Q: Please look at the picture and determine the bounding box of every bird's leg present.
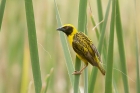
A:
[72,63,88,75]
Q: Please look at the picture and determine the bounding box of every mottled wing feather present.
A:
[72,40,93,63]
[90,44,101,62]
[72,32,101,66]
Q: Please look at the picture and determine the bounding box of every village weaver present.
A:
[57,24,105,75]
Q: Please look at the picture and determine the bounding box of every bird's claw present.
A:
[72,71,82,75]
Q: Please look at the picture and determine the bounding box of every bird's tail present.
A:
[97,63,106,75]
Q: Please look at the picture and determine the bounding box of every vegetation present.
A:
[0,0,139,93]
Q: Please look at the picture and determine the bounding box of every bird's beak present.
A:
[56,27,65,31]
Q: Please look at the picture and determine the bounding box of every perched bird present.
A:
[57,24,105,75]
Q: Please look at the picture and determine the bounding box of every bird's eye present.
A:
[64,26,69,30]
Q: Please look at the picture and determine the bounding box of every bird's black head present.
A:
[57,24,74,36]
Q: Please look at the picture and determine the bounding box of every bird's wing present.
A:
[72,32,100,66]
[90,43,101,62]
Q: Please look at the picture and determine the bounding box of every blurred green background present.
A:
[0,0,140,93]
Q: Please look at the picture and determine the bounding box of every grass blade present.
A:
[88,67,98,93]
[40,68,53,93]
[115,0,129,93]
[134,1,140,93]
[105,0,115,93]
[97,0,107,65]
[96,0,103,30]
[84,15,88,93]
[44,68,54,93]
[74,57,81,93]
[54,0,74,87]
[20,47,29,93]
[90,14,100,39]
[84,67,88,93]
[135,27,140,93]
[77,0,87,32]
[24,0,42,93]
[113,79,119,93]
[88,0,111,92]
[0,0,6,30]
[74,0,88,92]
[96,0,107,63]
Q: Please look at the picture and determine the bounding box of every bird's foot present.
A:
[72,71,82,75]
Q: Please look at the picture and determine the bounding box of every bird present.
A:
[57,24,105,75]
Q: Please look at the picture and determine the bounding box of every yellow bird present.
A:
[57,24,105,75]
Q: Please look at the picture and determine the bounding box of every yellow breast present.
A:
[67,28,77,45]
[68,34,74,45]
